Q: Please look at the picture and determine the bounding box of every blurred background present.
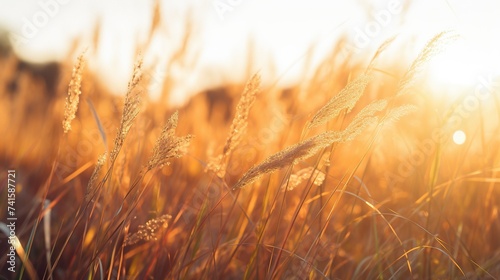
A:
[1,0,500,104]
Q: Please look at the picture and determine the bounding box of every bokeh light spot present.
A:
[453,130,466,145]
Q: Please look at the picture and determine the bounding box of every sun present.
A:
[425,40,479,96]
[425,37,500,101]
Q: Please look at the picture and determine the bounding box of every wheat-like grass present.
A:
[233,130,344,189]
[234,98,388,189]
[397,30,460,96]
[344,99,387,138]
[206,73,260,177]
[206,154,225,177]
[306,73,370,130]
[85,152,107,202]
[344,116,380,142]
[124,214,172,246]
[383,104,418,125]
[340,100,387,142]
[367,35,398,71]
[110,58,144,163]
[62,52,85,133]
[283,167,325,191]
[223,73,261,155]
[147,111,193,171]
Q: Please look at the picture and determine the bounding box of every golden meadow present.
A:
[0,6,500,280]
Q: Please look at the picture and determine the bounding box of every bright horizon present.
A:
[1,0,500,104]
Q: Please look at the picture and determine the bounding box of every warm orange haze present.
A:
[1,0,500,279]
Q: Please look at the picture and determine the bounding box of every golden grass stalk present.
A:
[234,99,387,189]
[343,116,380,142]
[397,30,460,96]
[344,99,387,138]
[110,58,144,162]
[124,214,172,246]
[233,131,346,189]
[206,154,225,178]
[85,152,107,202]
[150,0,161,38]
[366,35,398,71]
[223,73,261,155]
[147,111,193,171]
[354,99,388,119]
[306,73,370,130]
[62,52,85,133]
[283,167,325,191]
[383,104,418,125]
[206,73,260,177]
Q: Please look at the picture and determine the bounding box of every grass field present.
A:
[1,12,500,280]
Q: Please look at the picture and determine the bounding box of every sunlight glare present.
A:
[426,41,479,94]
[453,130,466,145]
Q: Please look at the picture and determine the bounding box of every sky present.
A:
[1,0,500,104]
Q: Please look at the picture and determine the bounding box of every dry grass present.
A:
[306,73,370,130]
[124,214,172,246]
[1,23,500,280]
[207,73,261,178]
[147,111,192,171]
[396,30,460,96]
[110,57,144,163]
[283,167,325,191]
